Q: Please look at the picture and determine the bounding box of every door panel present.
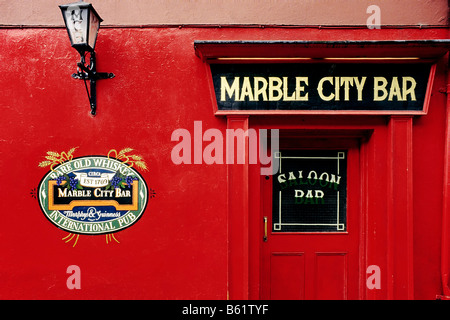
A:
[315,252,347,300]
[261,139,360,300]
[270,252,305,300]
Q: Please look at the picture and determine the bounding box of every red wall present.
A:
[0,26,448,299]
[413,55,446,299]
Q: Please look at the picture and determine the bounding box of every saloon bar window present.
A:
[272,150,347,232]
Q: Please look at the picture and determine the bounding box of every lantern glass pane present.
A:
[88,12,100,50]
[64,5,88,46]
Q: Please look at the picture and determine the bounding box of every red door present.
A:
[261,138,361,300]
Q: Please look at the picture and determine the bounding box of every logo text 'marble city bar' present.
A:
[211,63,431,111]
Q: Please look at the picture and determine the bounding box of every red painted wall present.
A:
[0,26,448,299]
[413,55,446,299]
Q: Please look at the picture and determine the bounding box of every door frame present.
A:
[228,115,414,300]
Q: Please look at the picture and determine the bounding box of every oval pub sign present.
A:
[38,155,148,235]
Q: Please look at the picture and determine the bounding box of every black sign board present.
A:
[272,150,347,232]
[211,63,431,112]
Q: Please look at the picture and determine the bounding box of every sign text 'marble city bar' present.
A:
[211,63,432,111]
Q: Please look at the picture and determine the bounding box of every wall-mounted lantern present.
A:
[59,1,114,116]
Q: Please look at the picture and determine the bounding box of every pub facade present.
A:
[1,0,450,300]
